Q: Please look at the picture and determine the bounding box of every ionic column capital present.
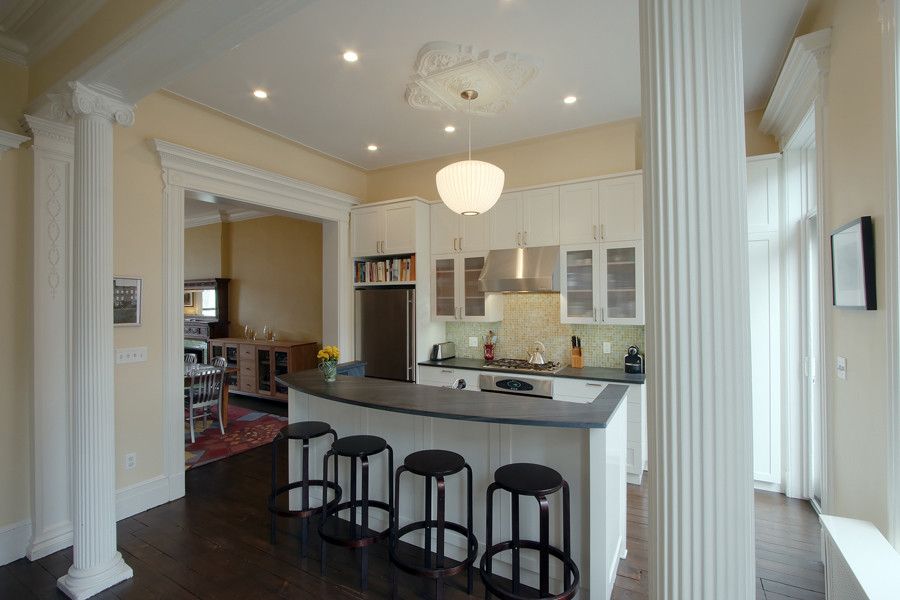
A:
[49,82,135,127]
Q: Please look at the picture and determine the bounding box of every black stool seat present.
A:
[278,421,332,441]
[332,434,387,457]
[403,449,466,477]
[494,463,563,496]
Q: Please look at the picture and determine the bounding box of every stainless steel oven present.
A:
[478,373,553,399]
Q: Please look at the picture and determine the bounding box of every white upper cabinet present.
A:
[560,244,601,324]
[559,181,601,244]
[600,241,644,325]
[431,252,502,322]
[522,187,560,247]
[431,203,489,254]
[489,192,523,250]
[352,200,418,257]
[598,174,643,242]
[351,205,383,257]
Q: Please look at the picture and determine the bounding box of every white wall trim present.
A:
[156,141,358,504]
[184,208,269,228]
[2,475,178,566]
[880,0,900,551]
[761,29,832,148]
[0,520,33,566]
[0,129,28,153]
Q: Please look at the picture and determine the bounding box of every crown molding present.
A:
[184,208,268,229]
[760,29,832,147]
[153,139,359,223]
[0,129,29,154]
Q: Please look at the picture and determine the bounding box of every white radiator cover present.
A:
[821,515,900,600]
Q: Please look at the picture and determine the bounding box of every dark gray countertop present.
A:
[418,357,646,385]
[278,370,628,429]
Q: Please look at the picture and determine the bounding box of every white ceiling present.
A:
[0,0,104,65]
[168,0,807,170]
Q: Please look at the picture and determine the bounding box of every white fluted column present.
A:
[54,82,134,600]
[639,1,755,599]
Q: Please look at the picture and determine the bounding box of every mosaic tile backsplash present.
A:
[445,294,645,368]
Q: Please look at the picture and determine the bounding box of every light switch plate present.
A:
[836,356,847,380]
[116,347,148,364]
[603,342,611,354]
[468,336,478,348]
[124,453,136,470]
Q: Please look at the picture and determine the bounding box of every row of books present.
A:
[354,256,416,284]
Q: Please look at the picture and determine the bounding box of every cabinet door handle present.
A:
[600,224,606,240]
[516,232,521,247]
[441,369,454,374]
[522,231,528,246]
[593,225,598,240]
[458,237,463,252]
[593,307,597,322]
[586,382,606,388]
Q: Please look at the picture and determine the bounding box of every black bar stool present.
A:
[480,463,579,600]
[318,434,394,590]
[390,450,478,599]
[267,421,342,557]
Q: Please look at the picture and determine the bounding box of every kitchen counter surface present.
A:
[278,369,628,429]
[418,357,646,385]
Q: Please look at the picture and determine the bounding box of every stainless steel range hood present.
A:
[478,246,560,293]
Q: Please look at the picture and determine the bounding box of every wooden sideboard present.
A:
[209,338,319,401]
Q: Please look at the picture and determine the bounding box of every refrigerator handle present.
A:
[406,289,416,382]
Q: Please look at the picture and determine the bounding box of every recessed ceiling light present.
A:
[367,144,378,151]
[563,95,577,104]
[444,125,456,133]
[343,50,359,63]
[252,89,268,99]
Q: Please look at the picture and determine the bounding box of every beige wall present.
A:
[796,0,889,532]
[0,63,31,529]
[366,119,641,203]
[112,91,364,489]
[184,222,223,279]
[184,216,324,342]
[366,113,777,203]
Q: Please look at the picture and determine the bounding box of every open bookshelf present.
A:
[354,254,416,286]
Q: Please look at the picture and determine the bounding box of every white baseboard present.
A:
[1,473,178,567]
[754,480,785,493]
[0,520,32,566]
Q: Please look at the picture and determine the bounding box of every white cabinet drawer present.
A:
[418,366,479,390]
[552,378,608,401]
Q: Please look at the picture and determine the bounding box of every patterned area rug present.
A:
[185,405,287,469]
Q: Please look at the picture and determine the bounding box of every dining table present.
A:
[184,364,239,428]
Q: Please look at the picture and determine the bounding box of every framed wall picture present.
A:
[184,291,193,307]
[830,216,876,310]
[114,277,142,326]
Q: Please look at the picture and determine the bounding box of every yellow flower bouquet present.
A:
[317,345,340,382]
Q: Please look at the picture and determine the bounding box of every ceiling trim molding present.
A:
[0,31,28,66]
[153,139,359,224]
[25,0,106,64]
[760,28,832,147]
[0,129,29,154]
[184,208,268,229]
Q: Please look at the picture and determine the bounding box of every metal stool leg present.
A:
[360,456,369,590]
[511,492,520,594]
[484,482,498,600]
[320,450,333,576]
[563,481,572,589]
[537,495,550,596]
[391,466,408,600]
[300,439,310,558]
[435,475,446,600]
[270,435,279,544]
[350,456,357,527]
[425,474,432,569]
[465,464,474,595]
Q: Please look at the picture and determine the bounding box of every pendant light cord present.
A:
[467,95,472,161]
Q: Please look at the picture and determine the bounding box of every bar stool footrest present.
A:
[267,479,342,519]
[318,499,392,548]
[389,520,478,579]
[479,539,580,600]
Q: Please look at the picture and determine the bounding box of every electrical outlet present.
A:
[124,453,137,470]
[116,347,148,364]
[836,356,847,380]
[468,336,479,348]
[603,342,611,354]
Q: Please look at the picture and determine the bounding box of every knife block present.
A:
[570,348,584,369]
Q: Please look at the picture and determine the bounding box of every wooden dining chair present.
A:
[185,365,225,443]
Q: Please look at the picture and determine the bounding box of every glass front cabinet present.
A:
[431,253,502,322]
[560,241,644,325]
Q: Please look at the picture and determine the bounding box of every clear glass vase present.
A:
[318,360,337,382]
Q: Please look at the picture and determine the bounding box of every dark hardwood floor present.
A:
[0,446,823,599]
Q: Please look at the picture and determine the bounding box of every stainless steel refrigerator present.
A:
[355,287,416,382]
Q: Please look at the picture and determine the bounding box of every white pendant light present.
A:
[436,90,505,216]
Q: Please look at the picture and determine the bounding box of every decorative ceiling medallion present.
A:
[405,42,541,116]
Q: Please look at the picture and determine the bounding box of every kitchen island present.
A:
[279,370,629,600]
